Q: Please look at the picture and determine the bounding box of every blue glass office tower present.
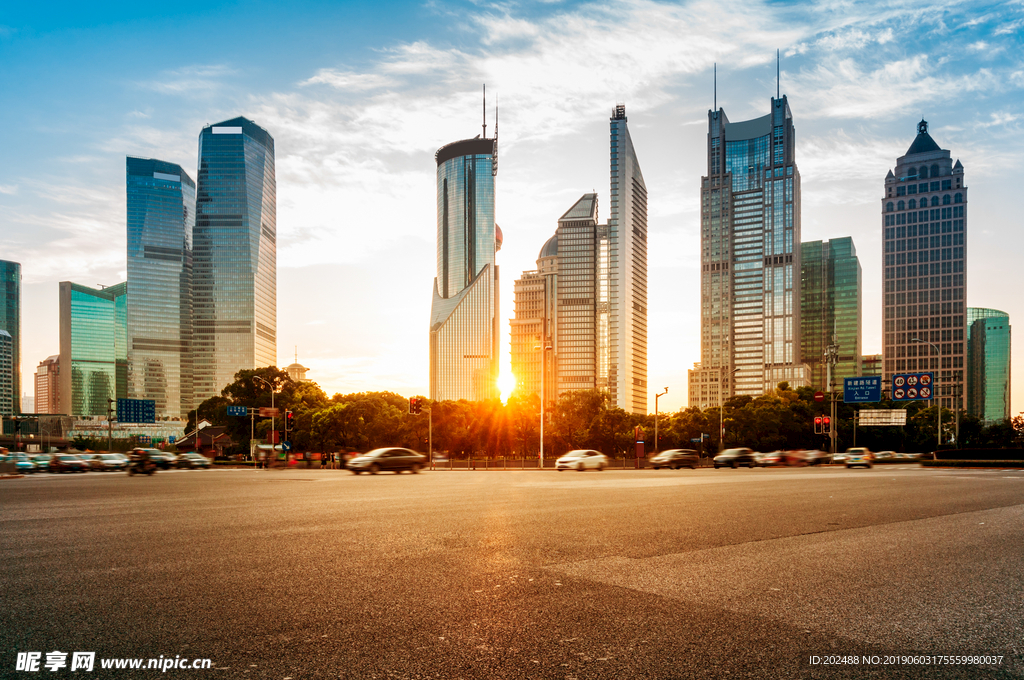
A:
[0,260,20,413]
[967,307,1011,423]
[690,95,805,409]
[430,127,500,401]
[126,157,196,418]
[194,117,277,402]
[59,282,128,416]
[0,331,12,415]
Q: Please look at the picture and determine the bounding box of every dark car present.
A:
[176,453,211,469]
[713,448,758,469]
[143,450,178,470]
[347,448,426,475]
[650,449,699,470]
[51,454,90,473]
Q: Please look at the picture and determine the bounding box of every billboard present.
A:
[892,372,934,401]
[858,409,908,426]
[116,398,156,424]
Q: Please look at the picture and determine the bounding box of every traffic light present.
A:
[822,416,831,433]
[814,416,823,434]
[285,411,294,429]
[409,397,417,414]
[413,398,422,415]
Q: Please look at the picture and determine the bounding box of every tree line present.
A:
[183,368,1024,458]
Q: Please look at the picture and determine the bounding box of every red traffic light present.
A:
[814,416,822,434]
[822,416,831,426]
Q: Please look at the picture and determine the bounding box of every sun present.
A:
[498,369,516,404]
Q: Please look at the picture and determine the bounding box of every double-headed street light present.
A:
[534,343,552,468]
[719,367,740,452]
[910,338,941,450]
[253,375,276,454]
[654,387,668,454]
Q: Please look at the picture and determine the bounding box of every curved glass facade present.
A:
[193,117,277,402]
[59,282,127,416]
[0,260,19,413]
[430,138,499,401]
[126,157,195,417]
[967,308,1011,423]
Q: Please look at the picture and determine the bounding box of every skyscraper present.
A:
[0,260,21,413]
[690,94,806,409]
[126,156,196,418]
[429,118,500,402]
[0,330,12,415]
[607,106,648,414]
[882,120,966,410]
[193,117,277,403]
[966,307,1010,423]
[34,355,59,415]
[800,237,862,390]
[58,281,127,416]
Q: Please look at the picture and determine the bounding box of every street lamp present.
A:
[253,375,276,457]
[719,367,740,452]
[910,338,941,450]
[654,387,668,454]
[534,343,552,469]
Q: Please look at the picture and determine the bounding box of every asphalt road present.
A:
[3,465,1023,679]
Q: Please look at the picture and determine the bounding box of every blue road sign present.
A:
[690,437,701,443]
[226,405,248,417]
[844,376,882,403]
[892,372,934,401]
[117,398,156,424]
[282,441,292,452]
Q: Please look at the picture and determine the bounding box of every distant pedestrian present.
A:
[320,451,327,469]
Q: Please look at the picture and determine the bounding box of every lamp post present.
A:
[534,343,552,469]
[910,338,941,450]
[654,387,668,454]
[719,367,740,452]
[253,375,276,458]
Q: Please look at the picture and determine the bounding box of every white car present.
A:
[555,450,608,472]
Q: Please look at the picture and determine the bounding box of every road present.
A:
[2,465,1023,679]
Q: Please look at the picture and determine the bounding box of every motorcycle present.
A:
[127,459,156,476]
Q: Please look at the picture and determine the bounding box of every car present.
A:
[88,453,128,471]
[2,453,38,474]
[347,448,427,474]
[758,451,785,467]
[50,454,90,473]
[143,450,178,470]
[874,450,895,461]
[176,453,211,469]
[844,447,873,469]
[555,450,608,472]
[650,449,699,470]
[31,454,52,472]
[713,448,758,469]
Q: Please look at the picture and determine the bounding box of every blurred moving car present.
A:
[87,453,128,471]
[844,447,874,469]
[713,448,758,469]
[347,448,426,474]
[758,451,785,467]
[2,452,38,474]
[176,453,211,469]
[31,454,51,472]
[650,449,699,470]
[51,454,90,473]
[555,450,608,472]
[874,450,895,461]
[142,450,178,470]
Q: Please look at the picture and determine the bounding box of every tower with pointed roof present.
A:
[430,109,500,402]
[882,120,967,413]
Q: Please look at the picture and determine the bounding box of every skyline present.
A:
[1,0,1023,415]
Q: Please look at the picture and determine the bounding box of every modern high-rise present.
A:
[966,307,1010,423]
[193,117,277,402]
[608,106,648,414]
[800,237,862,390]
[58,282,127,416]
[126,157,196,418]
[882,120,966,410]
[34,355,60,414]
[690,94,806,409]
[429,122,501,402]
[861,354,882,377]
[0,260,21,412]
[0,330,12,415]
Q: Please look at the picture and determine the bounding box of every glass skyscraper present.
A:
[608,106,647,414]
[690,94,806,409]
[126,157,196,418]
[193,117,277,402]
[800,237,862,390]
[0,330,12,415]
[967,307,1010,423]
[430,126,500,402]
[0,260,21,413]
[882,120,966,410]
[58,282,127,416]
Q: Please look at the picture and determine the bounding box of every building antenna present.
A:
[294,345,298,364]
[714,62,717,111]
[494,96,498,142]
[777,49,780,99]
[482,84,487,138]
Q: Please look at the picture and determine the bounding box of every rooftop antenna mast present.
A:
[482,84,487,138]
[714,62,717,111]
[776,49,780,99]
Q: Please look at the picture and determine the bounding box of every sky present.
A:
[1,0,1022,417]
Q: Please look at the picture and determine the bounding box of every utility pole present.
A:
[654,387,668,454]
[825,339,839,456]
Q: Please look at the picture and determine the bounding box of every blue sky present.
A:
[1,0,1022,416]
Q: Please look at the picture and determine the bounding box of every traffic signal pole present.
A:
[825,340,839,456]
